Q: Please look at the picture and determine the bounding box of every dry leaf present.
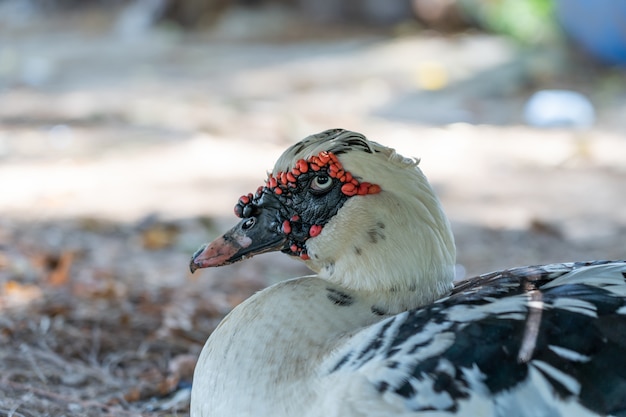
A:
[1,280,43,308]
[47,251,75,286]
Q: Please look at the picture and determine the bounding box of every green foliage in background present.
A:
[460,0,559,44]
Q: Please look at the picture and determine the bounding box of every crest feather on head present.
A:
[273,129,419,175]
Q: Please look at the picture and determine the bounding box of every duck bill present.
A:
[189,215,286,273]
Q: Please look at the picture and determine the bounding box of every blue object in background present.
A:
[555,0,626,65]
[524,90,595,128]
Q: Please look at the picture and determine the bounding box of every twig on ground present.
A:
[0,380,144,417]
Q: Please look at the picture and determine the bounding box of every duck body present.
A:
[189,129,626,417]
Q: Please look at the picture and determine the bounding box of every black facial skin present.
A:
[234,167,350,258]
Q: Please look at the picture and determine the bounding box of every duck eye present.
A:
[310,175,333,193]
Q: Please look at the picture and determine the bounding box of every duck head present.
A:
[191,129,456,305]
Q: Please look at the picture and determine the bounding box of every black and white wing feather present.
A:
[325,261,626,417]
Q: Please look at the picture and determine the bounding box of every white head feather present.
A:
[274,129,456,312]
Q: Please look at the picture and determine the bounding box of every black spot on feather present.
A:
[331,135,374,155]
[366,221,387,244]
[356,319,395,361]
[376,381,389,393]
[329,351,352,373]
[291,141,306,155]
[371,306,387,316]
[326,287,354,306]
[367,228,386,244]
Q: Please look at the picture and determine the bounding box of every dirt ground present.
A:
[1,6,625,417]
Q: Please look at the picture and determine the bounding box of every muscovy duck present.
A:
[189,128,626,417]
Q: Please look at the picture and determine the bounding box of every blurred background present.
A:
[1,0,625,415]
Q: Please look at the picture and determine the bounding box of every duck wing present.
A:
[324,260,626,417]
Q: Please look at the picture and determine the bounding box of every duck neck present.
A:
[304,192,457,313]
[191,277,393,417]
